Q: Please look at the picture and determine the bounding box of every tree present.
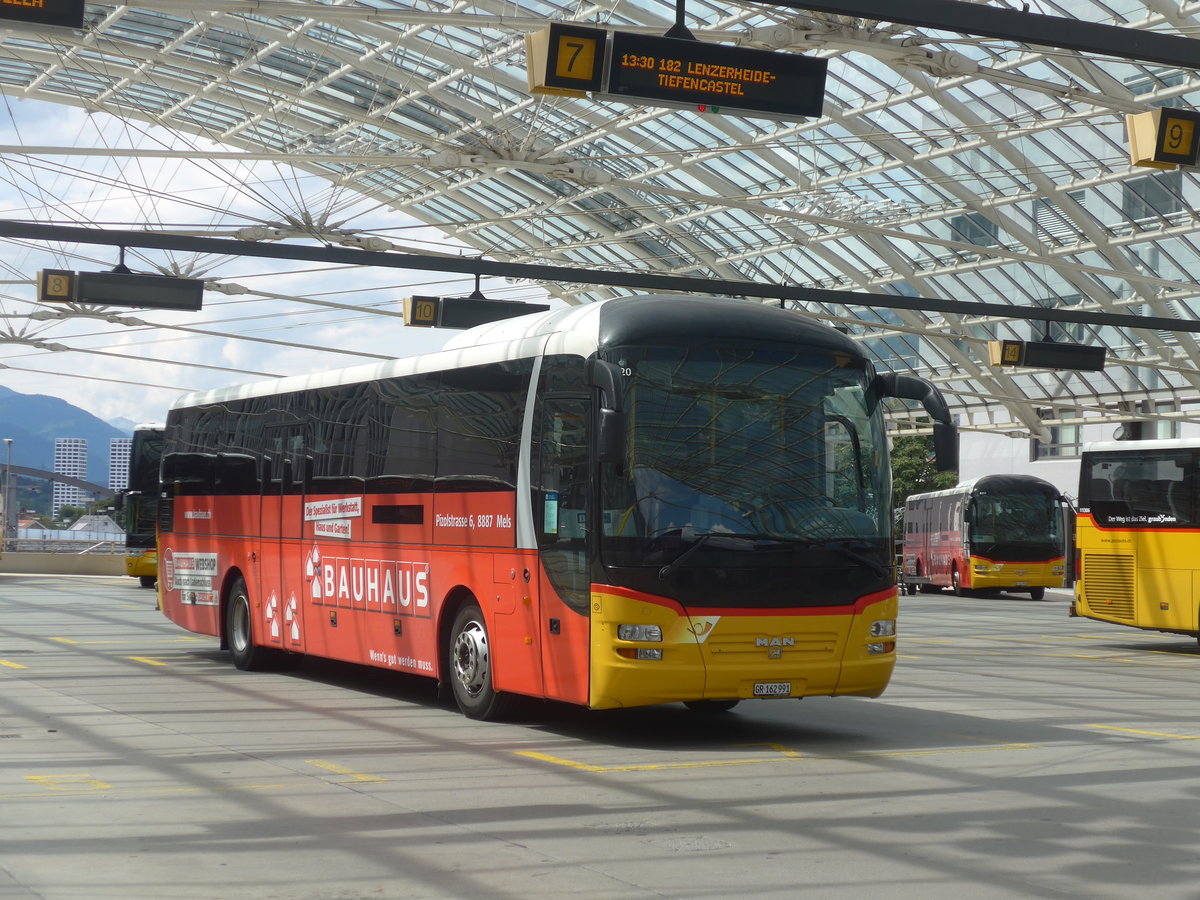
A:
[56,505,86,526]
[891,433,957,538]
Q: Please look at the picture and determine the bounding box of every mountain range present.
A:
[0,384,131,487]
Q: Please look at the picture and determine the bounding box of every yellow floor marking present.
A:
[25,774,112,791]
[516,742,1035,773]
[1090,724,1200,740]
[128,656,168,667]
[0,659,27,669]
[306,759,387,783]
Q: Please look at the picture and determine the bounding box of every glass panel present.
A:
[1084,449,1197,527]
[535,394,590,612]
[600,344,889,572]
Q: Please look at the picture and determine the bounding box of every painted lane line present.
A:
[516,741,1036,773]
[1090,724,1200,740]
[305,759,387,783]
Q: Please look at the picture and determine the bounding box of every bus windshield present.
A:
[600,344,888,570]
[969,489,1062,548]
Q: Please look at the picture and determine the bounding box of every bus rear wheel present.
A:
[139,576,157,588]
[448,603,506,720]
[226,576,268,671]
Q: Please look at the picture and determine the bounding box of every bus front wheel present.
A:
[448,603,506,720]
[1029,587,1045,600]
[226,576,268,671]
[139,576,157,588]
[951,567,968,597]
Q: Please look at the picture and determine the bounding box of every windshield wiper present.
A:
[815,539,889,578]
[657,532,755,578]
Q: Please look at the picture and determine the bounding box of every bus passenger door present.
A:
[262,427,310,655]
[534,394,591,705]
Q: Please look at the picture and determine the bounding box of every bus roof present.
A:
[1083,437,1200,454]
[905,473,1060,503]
[169,295,863,413]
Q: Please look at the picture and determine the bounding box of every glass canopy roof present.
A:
[0,0,1198,440]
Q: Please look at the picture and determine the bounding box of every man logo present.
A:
[756,636,794,659]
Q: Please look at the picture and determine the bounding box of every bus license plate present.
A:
[753,682,791,697]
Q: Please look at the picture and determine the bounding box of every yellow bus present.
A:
[1073,438,1200,639]
[119,423,164,588]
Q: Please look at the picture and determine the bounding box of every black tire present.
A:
[951,567,967,597]
[904,583,917,596]
[226,576,267,671]
[448,603,506,720]
[1029,587,1045,600]
[684,700,740,713]
[139,575,157,588]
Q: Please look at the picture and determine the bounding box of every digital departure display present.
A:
[0,0,84,30]
[605,32,827,118]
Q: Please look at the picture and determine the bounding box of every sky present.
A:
[0,97,557,428]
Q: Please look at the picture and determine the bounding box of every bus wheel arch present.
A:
[441,591,507,720]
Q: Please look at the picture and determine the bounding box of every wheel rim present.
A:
[230,596,250,653]
[452,619,489,699]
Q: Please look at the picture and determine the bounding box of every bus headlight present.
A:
[617,624,662,642]
[869,619,895,638]
[868,619,895,654]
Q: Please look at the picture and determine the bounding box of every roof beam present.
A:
[772,0,1200,68]
[7,219,1200,336]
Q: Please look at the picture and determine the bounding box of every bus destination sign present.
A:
[605,32,827,118]
[0,0,84,30]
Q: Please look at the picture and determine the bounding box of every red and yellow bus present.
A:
[157,294,955,718]
[1073,438,1200,639]
[902,474,1068,600]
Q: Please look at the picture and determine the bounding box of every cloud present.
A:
[0,100,555,424]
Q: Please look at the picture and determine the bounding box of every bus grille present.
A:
[1083,554,1135,621]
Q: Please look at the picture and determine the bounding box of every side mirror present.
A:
[585,357,625,413]
[932,421,958,473]
[876,372,958,472]
[587,358,627,463]
[597,409,626,463]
